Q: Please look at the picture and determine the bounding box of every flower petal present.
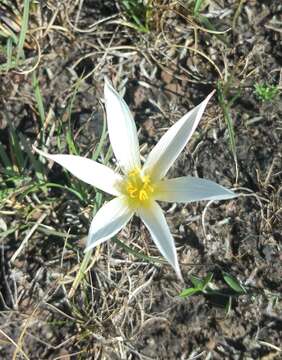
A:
[143,91,215,181]
[34,147,122,196]
[154,176,236,203]
[137,201,182,280]
[104,78,140,173]
[86,197,134,251]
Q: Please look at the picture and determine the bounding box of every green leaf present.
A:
[190,273,213,290]
[190,275,204,289]
[179,287,200,298]
[223,272,246,294]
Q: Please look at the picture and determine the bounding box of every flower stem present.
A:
[68,249,93,298]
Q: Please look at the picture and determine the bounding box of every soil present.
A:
[0,1,281,359]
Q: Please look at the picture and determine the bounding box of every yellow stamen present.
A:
[139,190,148,201]
[121,167,155,206]
[129,189,138,198]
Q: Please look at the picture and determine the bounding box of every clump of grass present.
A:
[254,83,279,102]
[120,0,153,33]
[185,0,229,44]
[0,0,40,73]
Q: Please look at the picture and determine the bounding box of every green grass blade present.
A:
[68,193,104,298]
[0,225,29,240]
[0,142,12,169]
[92,116,107,161]
[217,82,237,159]
[16,0,30,63]
[8,123,25,173]
[216,82,239,183]
[65,78,83,156]
[66,129,78,155]
[68,249,93,298]
[6,37,13,72]
[32,71,45,127]
[113,238,165,264]
[104,146,113,164]
[22,182,85,202]
[193,0,204,17]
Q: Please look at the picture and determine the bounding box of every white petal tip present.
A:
[33,147,53,161]
[103,75,140,173]
[209,89,216,97]
[33,146,45,156]
[221,190,238,200]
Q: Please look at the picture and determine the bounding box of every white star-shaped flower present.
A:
[35,79,236,280]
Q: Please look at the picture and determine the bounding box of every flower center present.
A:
[122,167,154,206]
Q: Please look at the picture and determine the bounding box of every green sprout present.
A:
[180,271,246,312]
[254,83,279,102]
[180,272,214,298]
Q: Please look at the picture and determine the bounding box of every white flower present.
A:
[35,79,236,280]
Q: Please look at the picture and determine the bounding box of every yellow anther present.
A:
[127,182,134,191]
[122,168,155,205]
[129,188,138,198]
[128,167,140,178]
[139,190,148,201]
